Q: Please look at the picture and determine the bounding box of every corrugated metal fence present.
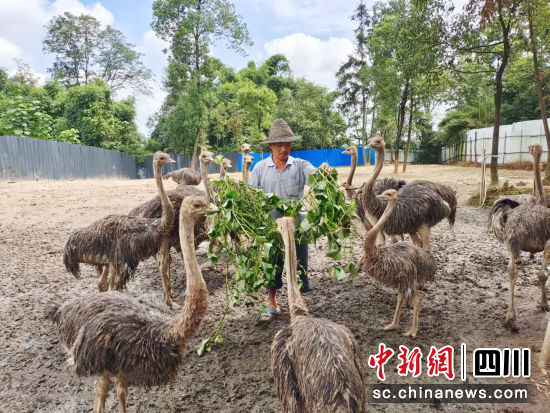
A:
[440,118,550,164]
[0,135,136,181]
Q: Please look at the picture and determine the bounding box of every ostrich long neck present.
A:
[155,160,174,233]
[345,150,357,200]
[363,198,397,260]
[361,145,385,215]
[279,221,308,318]
[220,164,226,178]
[170,210,208,346]
[200,159,211,203]
[533,152,546,207]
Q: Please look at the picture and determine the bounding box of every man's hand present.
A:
[319,162,332,175]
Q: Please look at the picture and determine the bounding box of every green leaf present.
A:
[346,263,359,277]
[195,338,212,356]
[331,266,347,280]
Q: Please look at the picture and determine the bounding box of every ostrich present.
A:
[219,158,232,178]
[241,142,251,176]
[47,196,214,413]
[242,154,254,182]
[342,145,358,201]
[199,147,215,203]
[64,151,176,293]
[163,167,201,186]
[488,144,550,332]
[271,217,366,413]
[360,189,437,338]
[128,150,214,307]
[361,137,453,251]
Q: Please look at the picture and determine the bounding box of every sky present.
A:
[0,0,466,137]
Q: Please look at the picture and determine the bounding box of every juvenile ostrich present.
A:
[488,144,550,332]
[361,137,453,251]
[64,152,176,293]
[47,196,213,413]
[219,158,232,178]
[199,147,215,203]
[128,150,214,307]
[271,217,366,413]
[242,154,254,182]
[342,145,358,201]
[361,189,437,338]
[163,167,201,186]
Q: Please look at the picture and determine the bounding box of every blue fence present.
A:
[238,146,376,172]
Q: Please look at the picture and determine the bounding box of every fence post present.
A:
[474,131,477,164]
[519,130,523,163]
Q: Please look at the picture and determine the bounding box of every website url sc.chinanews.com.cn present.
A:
[368,384,530,403]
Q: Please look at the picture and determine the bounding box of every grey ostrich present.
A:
[271,217,366,413]
[47,196,213,413]
[219,158,232,178]
[361,137,453,251]
[488,144,550,332]
[128,149,214,307]
[63,151,176,293]
[163,166,201,186]
[242,154,254,182]
[360,189,437,338]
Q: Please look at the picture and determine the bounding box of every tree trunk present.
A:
[528,10,550,184]
[490,0,512,187]
[394,78,410,173]
[403,91,414,172]
[189,127,201,170]
[360,93,368,165]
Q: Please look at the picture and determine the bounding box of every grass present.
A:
[466,180,534,206]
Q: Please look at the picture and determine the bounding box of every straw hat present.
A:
[261,119,301,144]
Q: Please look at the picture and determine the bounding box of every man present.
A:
[248,119,331,321]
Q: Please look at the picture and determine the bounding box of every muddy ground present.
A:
[1,163,550,412]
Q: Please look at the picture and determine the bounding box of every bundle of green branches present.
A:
[206,168,357,307]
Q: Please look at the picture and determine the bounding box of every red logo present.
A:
[368,343,395,381]
[427,345,455,380]
[397,345,423,378]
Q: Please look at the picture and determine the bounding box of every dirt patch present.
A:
[1,164,549,412]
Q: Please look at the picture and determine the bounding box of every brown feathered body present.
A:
[363,242,436,298]
[354,177,406,228]
[63,215,167,289]
[271,217,365,413]
[163,168,201,185]
[504,204,550,257]
[272,315,366,413]
[128,185,208,250]
[45,291,187,386]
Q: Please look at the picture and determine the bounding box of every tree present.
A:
[453,0,522,186]
[43,12,152,92]
[151,0,252,167]
[336,1,372,165]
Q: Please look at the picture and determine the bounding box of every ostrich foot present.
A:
[97,280,108,292]
[503,317,519,333]
[166,298,181,310]
[382,322,399,331]
[170,290,180,299]
[403,327,418,339]
[540,303,550,312]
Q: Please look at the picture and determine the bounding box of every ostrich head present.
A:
[199,148,214,165]
[369,136,385,150]
[221,158,232,170]
[181,196,218,217]
[244,155,254,167]
[241,143,251,154]
[377,188,397,202]
[154,151,176,166]
[342,145,358,156]
[529,144,543,159]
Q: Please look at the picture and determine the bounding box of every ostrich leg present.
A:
[410,232,423,248]
[159,240,179,309]
[93,372,110,413]
[382,292,404,331]
[538,241,550,311]
[417,224,431,251]
[540,318,550,373]
[403,290,421,339]
[97,266,109,292]
[115,377,128,413]
[505,255,520,332]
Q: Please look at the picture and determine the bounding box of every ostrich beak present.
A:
[168,158,176,163]
[207,204,219,213]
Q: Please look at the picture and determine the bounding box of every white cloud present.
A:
[0,38,28,72]
[136,30,169,78]
[263,33,354,90]
[0,0,114,74]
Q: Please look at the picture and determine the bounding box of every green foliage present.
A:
[0,93,53,139]
[205,169,357,313]
[43,12,152,91]
[58,128,81,144]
